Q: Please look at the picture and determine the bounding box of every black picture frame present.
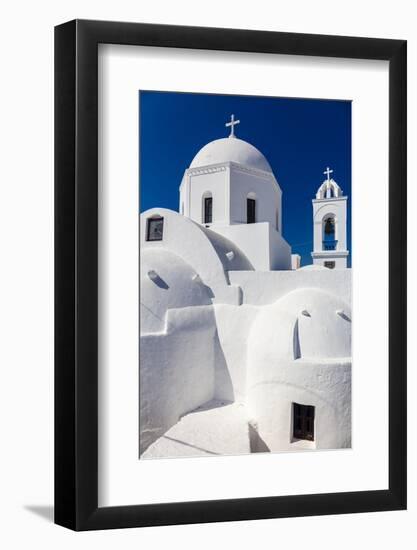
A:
[55,19,407,531]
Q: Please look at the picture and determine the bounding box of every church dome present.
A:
[140,248,212,333]
[189,137,273,173]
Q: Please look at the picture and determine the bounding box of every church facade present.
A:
[139,116,351,458]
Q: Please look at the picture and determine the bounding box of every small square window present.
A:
[324,261,335,269]
[293,402,315,441]
[146,217,164,241]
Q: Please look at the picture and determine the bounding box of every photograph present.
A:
[139,90,352,459]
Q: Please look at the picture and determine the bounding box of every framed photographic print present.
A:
[55,20,407,530]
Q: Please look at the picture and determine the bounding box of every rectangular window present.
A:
[247,198,256,224]
[293,403,315,441]
[146,217,164,241]
[204,197,213,224]
[324,261,335,269]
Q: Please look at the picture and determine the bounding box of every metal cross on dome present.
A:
[323,166,334,182]
[225,114,240,137]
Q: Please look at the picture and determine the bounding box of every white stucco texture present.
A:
[246,288,351,451]
[140,248,212,333]
[213,304,259,401]
[139,306,219,454]
[229,268,351,306]
[213,222,291,270]
[142,400,250,459]
[141,208,249,305]
[247,288,351,364]
[189,137,272,173]
[246,361,351,451]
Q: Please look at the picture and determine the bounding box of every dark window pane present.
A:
[293,402,315,441]
[247,198,256,224]
[146,217,164,241]
[204,197,213,224]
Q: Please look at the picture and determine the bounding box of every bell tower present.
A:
[311,167,349,269]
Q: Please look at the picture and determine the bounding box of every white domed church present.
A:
[140,115,351,458]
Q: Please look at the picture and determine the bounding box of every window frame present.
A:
[293,402,315,441]
[146,216,164,242]
[204,196,213,224]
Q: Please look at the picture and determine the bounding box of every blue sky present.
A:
[139,91,351,266]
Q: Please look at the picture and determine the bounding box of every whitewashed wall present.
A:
[213,222,292,270]
[230,268,351,305]
[140,208,243,304]
[246,288,352,450]
[139,306,218,453]
[183,167,229,223]
[140,248,213,333]
[229,165,281,227]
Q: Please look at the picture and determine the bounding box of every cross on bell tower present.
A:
[323,166,333,182]
[225,114,240,138]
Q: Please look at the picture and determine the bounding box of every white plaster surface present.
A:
[213,304,259,401]
[140,208,247,304]
[229,268,351,305]
[246,288,352,451]
[247,361,351,451]
[189,136,272,173]
[291,254,301,270]
[213,222,291,270]
[229,164,281,228]
[142,400,250,458]
[139,306,218,453]
[140,248,212,333]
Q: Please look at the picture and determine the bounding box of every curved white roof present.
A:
[189,137,272,173]
[198,224,254,272]
[140,248,212,333]
[248,288,351,366]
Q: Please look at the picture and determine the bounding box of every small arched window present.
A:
[324,217,335,238]
[202,192,213,224]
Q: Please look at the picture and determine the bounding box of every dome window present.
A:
[146,216,164,241]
